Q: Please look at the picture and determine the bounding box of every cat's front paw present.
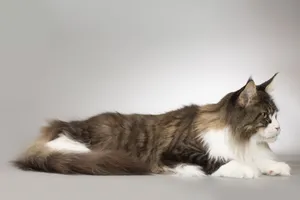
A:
[263,162,291,176]
[211,160,260,179]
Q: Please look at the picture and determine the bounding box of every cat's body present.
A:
[13,74,291,178]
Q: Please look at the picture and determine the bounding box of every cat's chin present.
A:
[254,134,278,143]
[263,136,278,143]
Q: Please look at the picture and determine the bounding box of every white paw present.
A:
[172,164,206,177]
[212,160,260,179]
[263,162,291,176]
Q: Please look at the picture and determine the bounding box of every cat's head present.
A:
[226,73,280,143]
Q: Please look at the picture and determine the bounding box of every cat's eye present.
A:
[261,112,268,118]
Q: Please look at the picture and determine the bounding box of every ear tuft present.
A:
[238,79,257,107]
[247,76,254,83]
[258,73,279,94]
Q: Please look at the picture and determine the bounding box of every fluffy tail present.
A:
[12,140,151,175]
[13,120,151,175]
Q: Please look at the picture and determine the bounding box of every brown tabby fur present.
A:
[13,74,279,175]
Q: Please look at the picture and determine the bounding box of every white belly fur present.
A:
[45,134,91,153]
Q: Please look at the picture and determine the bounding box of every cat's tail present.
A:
[12,146,151,175]
[12,126,151,175]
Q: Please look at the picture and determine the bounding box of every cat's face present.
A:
[255,111,280,143]
[227,73,281,143]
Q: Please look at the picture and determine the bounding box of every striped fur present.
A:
[13,74,290,177]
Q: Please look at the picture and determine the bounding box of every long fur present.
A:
[12,123,151,175]
[13,145,151,175]
[12,74,291,178]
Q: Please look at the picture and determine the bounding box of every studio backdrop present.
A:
[1,0,299,165]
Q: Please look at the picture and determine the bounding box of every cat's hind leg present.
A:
[159,163,206,177]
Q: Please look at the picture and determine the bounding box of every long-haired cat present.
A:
[13,73,291,178]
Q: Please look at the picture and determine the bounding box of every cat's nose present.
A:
[275,127,281,131]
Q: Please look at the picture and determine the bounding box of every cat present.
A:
[12,73,291,178]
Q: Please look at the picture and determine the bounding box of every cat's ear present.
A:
[258,73,278,94]
[237,77,257,107]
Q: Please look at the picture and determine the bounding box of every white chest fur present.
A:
[199,128,235,161]
[199,128,291,179]
[198,128,273,162]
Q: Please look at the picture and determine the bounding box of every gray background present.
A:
[1,1,300,199]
